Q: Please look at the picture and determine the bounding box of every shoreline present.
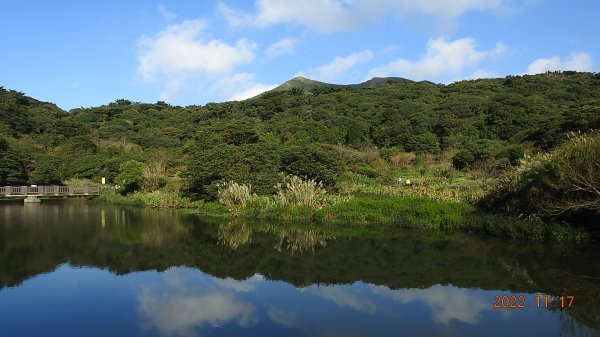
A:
[92,190,590,242]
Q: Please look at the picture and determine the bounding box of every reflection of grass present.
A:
[218,221,252,249]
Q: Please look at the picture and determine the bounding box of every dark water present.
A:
[0,202,599,337]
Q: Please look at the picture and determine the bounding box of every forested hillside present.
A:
[1,72,599,200]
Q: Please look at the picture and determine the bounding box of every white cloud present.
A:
[466,69,498,79]
[367,37,505,81]
[266,37,298,59]
[370,284,492,325]
[525,52,592,74]
[392,0,504,20]
[137,19,256,102]
[311,49,373,82]
[212,73,277,101]
[157,4,177,21]
[217,2,253,27]
[453,69,499,82]
[254,0,358,33]
[223,0,506,33]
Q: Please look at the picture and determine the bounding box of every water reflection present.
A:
[1,202,599,337]
[369,284,492,325]
[217,220,334,254]
[218,220,252,250]
[269,226,333,254]
[138,269,256,336]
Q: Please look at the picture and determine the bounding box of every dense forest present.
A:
[1,72,599,213]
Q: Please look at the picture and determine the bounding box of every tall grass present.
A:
[275,176,328,208]
[217,181,252,210]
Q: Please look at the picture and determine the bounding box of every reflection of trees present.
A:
[218,221,252,250]
[1,203,600,332]
[558,309,600,337]
[270,227,333,254]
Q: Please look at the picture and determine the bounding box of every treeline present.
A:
[1,72,599,200]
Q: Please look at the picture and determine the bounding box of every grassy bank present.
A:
[239,194,587,241]
[92,170,589,242]
[93,189,200,208]
[211,178,588,242]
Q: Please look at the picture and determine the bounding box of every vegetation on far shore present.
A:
[2,72,600,240]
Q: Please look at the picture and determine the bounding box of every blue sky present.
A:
[1,0,598,110]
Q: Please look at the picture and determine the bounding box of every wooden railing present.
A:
[0,185,101,197]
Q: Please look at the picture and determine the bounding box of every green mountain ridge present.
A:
[268,76,414,94]
[1,71,599,196]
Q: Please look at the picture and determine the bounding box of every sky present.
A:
[0,0,598,110]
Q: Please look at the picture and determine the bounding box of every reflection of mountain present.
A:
[1,203,599,330]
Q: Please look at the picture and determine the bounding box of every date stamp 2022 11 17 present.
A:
[492,295,574,309]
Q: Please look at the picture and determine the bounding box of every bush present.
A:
[452,149,475,170]
[482,132,600,226]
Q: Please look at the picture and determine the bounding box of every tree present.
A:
[115,160,144,194]
[0,139,28,185]
[452,150,475,170]
[280,144,342,186]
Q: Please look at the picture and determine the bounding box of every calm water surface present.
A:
[0,201,599,337]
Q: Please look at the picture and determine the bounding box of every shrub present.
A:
[452,149,475,170]
[482,132,600,225]
[142,160,167,192]
[390,152,415,167]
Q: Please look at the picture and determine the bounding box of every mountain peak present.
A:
[262,76,413,97]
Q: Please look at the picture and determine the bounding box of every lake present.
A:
[1,201,599,337]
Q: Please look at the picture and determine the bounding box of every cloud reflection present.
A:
[370,284,491,325]
[137,268,257,337]
[313,285,377,314]
[267,306,298,327]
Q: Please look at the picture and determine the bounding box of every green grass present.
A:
[92,189,144,206]
[92,189,200,209]
[242,194,476,229]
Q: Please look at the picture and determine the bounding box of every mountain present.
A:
[349,77,413,89]
[267,76,413,95]
[1,71,599,190]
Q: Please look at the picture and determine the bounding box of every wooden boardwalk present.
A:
[0,185,101,202]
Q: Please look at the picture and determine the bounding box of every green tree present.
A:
[280,144,342,186]
[452,150,475,170]
[0,139,28,185]
[115,160,144,194]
